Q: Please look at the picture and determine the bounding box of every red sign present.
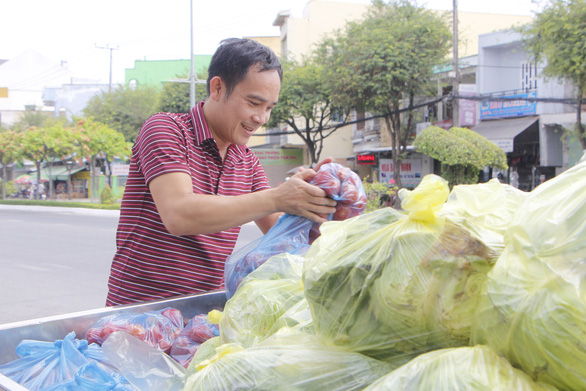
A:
[357,154,376,165]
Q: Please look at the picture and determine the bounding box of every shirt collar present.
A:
[190,101,250,161]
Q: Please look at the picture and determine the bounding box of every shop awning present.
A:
[40,166,87,181]
[472,116,539,153]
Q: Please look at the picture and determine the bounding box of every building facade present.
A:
[272,0,535,187]
[471,29,585,191]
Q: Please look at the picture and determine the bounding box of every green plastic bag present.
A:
[303,174,498,361]
[219,253,308,348]
[471,161,586,391]
[441,178,527,254]
[363,345,558,391]
[183,333,397,391]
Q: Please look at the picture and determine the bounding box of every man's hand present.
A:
[272,167,337,224]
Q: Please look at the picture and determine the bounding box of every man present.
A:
[106,38,336,306]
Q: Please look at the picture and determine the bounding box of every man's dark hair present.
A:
[206,38,283,96]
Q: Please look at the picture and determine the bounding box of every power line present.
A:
[253,92,581,137]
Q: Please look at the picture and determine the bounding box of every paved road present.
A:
[0,205,262,325]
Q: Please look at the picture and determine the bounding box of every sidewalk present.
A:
[0,199,120,217]
[0,203,120,217]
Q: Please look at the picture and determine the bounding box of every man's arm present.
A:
[149,169,336,236]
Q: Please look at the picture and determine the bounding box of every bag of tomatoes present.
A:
[85,307,184,353]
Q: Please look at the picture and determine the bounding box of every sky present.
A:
[1,0,544,86]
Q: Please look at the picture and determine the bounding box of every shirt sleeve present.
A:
[135,113,191,185]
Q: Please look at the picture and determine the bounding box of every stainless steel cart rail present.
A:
[0,290,227,391]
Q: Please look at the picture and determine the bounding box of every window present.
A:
[521,62,538,91]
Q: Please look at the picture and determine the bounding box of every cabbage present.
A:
[471,161,586,391]
[303,175,498,361]
[183,333,397,391]
[363,345,558,390]
[219,253,307,348]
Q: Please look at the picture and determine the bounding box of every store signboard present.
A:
[357,154,376,165]
[253,149,303,165]
[480,92,537,119]
[111,164,130,176]
[379,158,422,188]
[459,84,477,127]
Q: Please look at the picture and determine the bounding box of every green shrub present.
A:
[0,180,17,199]
[362,177,398,212]
[100,184,116,205]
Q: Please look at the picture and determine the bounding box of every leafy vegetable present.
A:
[303,175,497,361]
[220,254,307,348]
[183,333,397,391]
[471,161,586,391]
[364,345,558,391]
[441,178,527,254]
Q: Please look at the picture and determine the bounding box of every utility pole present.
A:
[189,0,196,108]
[96,44,119,92]
[452,0,460,127]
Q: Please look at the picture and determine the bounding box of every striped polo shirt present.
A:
[106,101,271,306]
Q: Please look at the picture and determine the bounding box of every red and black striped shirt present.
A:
[106,102,270,306]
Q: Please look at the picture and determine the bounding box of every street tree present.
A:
[42,123,73,199]
[413,126,508,186]
[10,108,64,132]
[0,130,23,198]
[20,127,49,199]
[317,0,451,188]
[159,77,208,113]
[83,85,160,142]
[519,0,586,149]
[267,59,351,165]
[74,118,130,202]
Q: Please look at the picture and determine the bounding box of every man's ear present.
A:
[208,76,224,101]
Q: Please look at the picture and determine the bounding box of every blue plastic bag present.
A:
[0,332,133,391]
[224,213,313,299]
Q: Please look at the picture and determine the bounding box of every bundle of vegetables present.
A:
[471,161,586,391]
[183,333,398,391]
[303,174,498,361]
[220,253,308,348]
[363,345,558,391]
[441,178,527,254]
[85,308,184,353]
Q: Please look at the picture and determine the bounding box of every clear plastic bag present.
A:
[0,332,133,391]
[471,161,586,391]
[85,307,184,353]
[221,253,307,348]
[309,163,367,221]
[441,178,527,254]
[183,332,398,391]
[170,314,220,368]
[303,174,498,361]
[363,345,558,391]
[101,332,186,391]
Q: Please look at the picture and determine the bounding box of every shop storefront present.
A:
[350,147,436,189]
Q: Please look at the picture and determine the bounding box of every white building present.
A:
[471,29,585,191]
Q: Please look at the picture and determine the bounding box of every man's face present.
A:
[212,65,281,149]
